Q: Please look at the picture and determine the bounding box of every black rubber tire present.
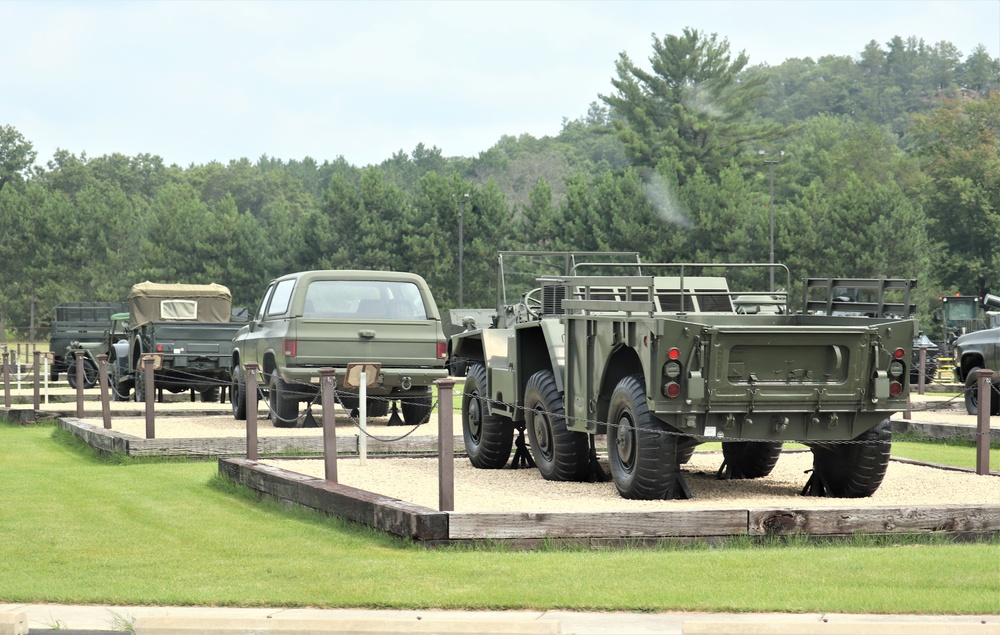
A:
[67,357,98,390]
[367,398,390,418]
[200,386,221,403]
[401,394,432,426]
[337,394,359,413]
[721,441,784,478]
[523,369,590,481]
[965,367,1000,416]
[677,444,697,465]
[109,358,129,401]
[462,362,513,469]
[231,366,247,420]
[269,371,298,427]
[607,374,679,500]
[134,371,147,403]
[809,420,892,498]
[447,357,469,377]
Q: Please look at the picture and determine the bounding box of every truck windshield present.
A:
[303,280,427,320]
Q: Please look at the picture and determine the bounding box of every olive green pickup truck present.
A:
[231,270,448,427]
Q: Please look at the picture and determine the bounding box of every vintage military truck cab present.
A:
[452,252,916,501]
[119,282,243,402]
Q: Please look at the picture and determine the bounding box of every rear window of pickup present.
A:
[302,280,428,320]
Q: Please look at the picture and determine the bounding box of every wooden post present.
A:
[245,362,258,461]
[32,350,40,410]
[917,346,927,395]
[74,349,86,419]
[43,353,50,405]
[2,350,10,408]
[320,367,338,482]
[436,378,455,512]
[143,355,155,439]
[97,354,111,430]
[976,369,994,476]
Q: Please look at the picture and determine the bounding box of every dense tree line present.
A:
[1,29,997,341]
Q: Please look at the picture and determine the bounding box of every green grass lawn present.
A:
[0,420,997,615]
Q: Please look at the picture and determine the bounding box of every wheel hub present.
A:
[615,413,636,469]
[468,395,482,440]
[532,408,552,456]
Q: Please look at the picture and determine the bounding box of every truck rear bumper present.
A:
[281,367,448,393]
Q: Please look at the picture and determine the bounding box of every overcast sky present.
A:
[4,0,999,169]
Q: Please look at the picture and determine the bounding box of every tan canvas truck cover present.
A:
[128,282,233,324]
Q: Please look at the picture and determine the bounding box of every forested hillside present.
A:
[1,29,997,340]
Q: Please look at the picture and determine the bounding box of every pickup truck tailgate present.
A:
[292,318,444,367]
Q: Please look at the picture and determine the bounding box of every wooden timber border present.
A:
[218,456,1000,547]
[25,415,1000,547]
[51,416,460,458]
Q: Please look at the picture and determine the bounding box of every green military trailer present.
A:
[451,252,917,501]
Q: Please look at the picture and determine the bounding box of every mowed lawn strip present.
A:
[0,420,997,614]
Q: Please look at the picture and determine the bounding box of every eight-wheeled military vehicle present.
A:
[452,252,917,500]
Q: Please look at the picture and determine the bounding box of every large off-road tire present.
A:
[67,357,98,390]
[809,420,892,498]
[337,394,359,414]
[523,369,589,481]
[231,366,247,421]
[607,374,679,500]
[965,367,1000,416]
[721,441,784,479]
[462,362,513,469]
[269,371,298,428]
[401,394,432,426]
[200,386,221,403]
[367,398,390,418]
[677,444,697,465]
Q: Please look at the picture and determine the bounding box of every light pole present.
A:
[456,192,469,308]
[758,150,784,292]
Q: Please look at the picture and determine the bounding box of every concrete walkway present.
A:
[3,603,999,634]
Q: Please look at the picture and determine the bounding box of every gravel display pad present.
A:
[262,451,1000,513]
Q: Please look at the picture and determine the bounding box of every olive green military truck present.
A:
[231,270,448,427]
[452,252,916,500]
[118,282,244,402]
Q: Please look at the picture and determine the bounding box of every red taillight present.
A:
[156,344,163,352]
[894,348,905,359]
[283,339,297,357]
[437,342,448,359]
[665,382,681,398]
[668,347,681,360]
[889,381,903,397]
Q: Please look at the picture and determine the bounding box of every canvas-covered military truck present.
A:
[50,302,127,382]
[452,252,916,501]
[231,270,448,427]
[117,282,243,403]
[953,293,1000,415]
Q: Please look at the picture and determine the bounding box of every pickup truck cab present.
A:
[954,294,1000,415]
[231,270,448,427]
